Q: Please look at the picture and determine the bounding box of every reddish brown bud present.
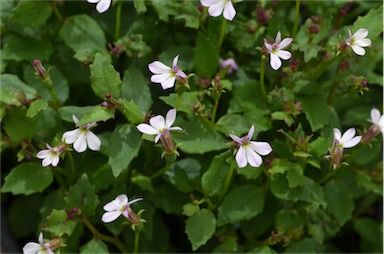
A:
[33,60,50,82]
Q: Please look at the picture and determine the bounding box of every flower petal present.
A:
[62,129,80,144]
[333,128,342,141]
[165,109,177,128]
[149,115,166,131]
[36,149,50,159]
[22,242,41,254]
[223,0,236,21]
[103,200,121,211]
[38,233,44,244]
[128,197,143,206]
[353,28,368,39]
[172,55,180,69]
[96,0,111,13]
[351,45,365,56]
[51,156,60,167]
[278,38,293,49]
[176,70,187,79]
[137,124,159,135]
[200,0,218,7]
[102,211,122,223]
[276,50,292,60]
[154,134,162,143]
[235,146,247,168]
[246,125,255,141]
[264,41,273,52]
[370,108,381,124]
[355,38,371,47]
[340,128,356,144]
[73,133,87,153]
[160,76,176,90]
[270,53,282,70]
[250,141,273,156]
[151,73,172,83]
[208,0,225,17]
[343,136,362,148]
[229,134,242,144]
[275,31,281,44]
[72,115,79,124]
[87,0,100,3]
[116,194,128,204]
[86,131,101,151]
[42,156,53,167]
[148,61,171,74]
[245,146,262,167]
[169,126,182,131]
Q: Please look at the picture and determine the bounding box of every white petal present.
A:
[62,129,80,144]
[38,233,44,244]
[276,50,292,60]
[148,61,171,74]
[223,0,236,21]
[101,211,122,223]
[230,134,242,144]
[116,194,128,205]
[160,76,176,90]
[172,55,180,69]
[355,38,371,47]
[87,0,100,3]
[42,156,53,167]
[36,150,50,159]
[137,124,159,135]
[270,53,282,70]
[128,197,143,206]
[208,1,225,17]
[73,133,87,153]
[96,0,111,13]
[245,146,262,167]
[278,38,293,49]
[246,125,255,141]
[250,141,273,156]
[169,126,182,131]
[353,28,368,39]
[275,31,281,44]
[340,128,356,144]
[51,156,60,167]
[176,71,187,79]
[200,0,218,7]
[379,115,384,129]
[351,45,365,56]
[165,109,177,128]
[149,115,166,130]
[370,108,381,124]
[22,242,41,254]
[333,128,342,141]
[235,146,247,168]
[103,200,121,211]
[264,41,273,52]
[86,131,101,151]
[154,134,162,143]
[151,73,172,83]
[343,136,362,148]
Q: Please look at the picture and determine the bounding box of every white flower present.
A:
[137,109,182,143]
[62,115,101,153]
[264,31,293,70]
[230,125,273,168]
[201,0,236,21]
[333,128,362,148]
[219,58,238,74]
[102,194,143,223]
[362,108,384,142]
[36,144,62,167]
[148,55,187,90]
[346,28,372,56]
[23,232,54,254]
[87,0,111,13]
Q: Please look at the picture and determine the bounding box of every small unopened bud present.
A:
[108,43,123,56]
[361,124,381,143]
[197,3,204,12]
[308,23,320,34]
[127,207,140,225]
[328,143,344,169]
[33,60,50,82]
[175,75,188,85]
[338,60,350,72]
[160,129,177,155]
[289,59,299,71]
[46,238,61,251]
[256,6,269,25]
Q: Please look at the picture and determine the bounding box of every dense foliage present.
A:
[1,0,383,253]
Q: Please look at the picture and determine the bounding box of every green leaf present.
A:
[285,238,322,253]
[132,174,154,193]
[121,65,152,113]
[90,53,122,99]
[108,124,141,177]
[60,14,107,63]
[151,0,178,22]
[173,116,227,154]
[271,111,294,126]
[324,180,354,226]
[228,82,267,113]
[26,99,48,118]
[355,173,382,195]
[201,151,231,196]
[309,137,332,157]
[1,162,53,195]
[117,99,145,125]
[237,165,263,180]
[58,106,95,122]
[10,1,52,27]
[174,1,200,29]
[2,108,36,144]
[2,34,53,61]
[185,209,217,251]
[45,209,77,236]
[353,218,383,253]
[182,203,200,217]
[0,87,23,106]
[0,74,37,100]
[76,106,115,126]
[80,239,109,254]
[194,32,219,78]
[216,114,253,136]
[65,174,100,216]
[117,34,151,58]
[160,91,201,114]
[134,0,147,13]
[218,185,264,226]
[352,5,383,41]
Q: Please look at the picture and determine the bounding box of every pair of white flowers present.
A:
[37,115,101,167]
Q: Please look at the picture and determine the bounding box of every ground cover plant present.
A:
[0,0,383,253]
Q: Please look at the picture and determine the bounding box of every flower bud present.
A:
[126,206,140,225]
[33,60,50,82]
[328,142,344,169]
[160,129,177,154]
[46,238,62,251]
[256,6,269,25]
[308,23,320,34]
[361,124,381,143]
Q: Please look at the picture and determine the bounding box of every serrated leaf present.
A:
[185,209,217,251]
[297,93,331,132]
[80,239,109,254]
[45,209,77,236]
[0,74,37,100]
[160,92,201,114]
[216,114,253,136]
[58,106,95,122]
[117,99,145,125]
[26,99,48,118]
[3,108,36,144]
[90,53,122,99]
[218,185,264,226]
[65,174,99,216]
[76,106,115,126]
[352,5,383,41]
[324,180,354,226]
[134,0,147,13]
[108,124,141,177]
[1,162,53,195]
[182,203,200,217]
[201,151,231,196]
[10,1,52,27]
[194,32,219,78]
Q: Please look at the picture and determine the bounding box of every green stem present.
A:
[317,169,335,185]
[51,0,63,21]
[133,231,141,253]
[259,56,267,99]
[66,151,76,178]
[175,92,183,110]
[292,0,301,37]
[46,79,59,109]
[115,1,123,41]
[217,18,227,52]
[219,158,236,201]
[150,162,172,179]
[210,98,219,124]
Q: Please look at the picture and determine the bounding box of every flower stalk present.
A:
[292,0,301,37]
[260,56,267,98]
[219,158,236,201]
[115,1,123,41]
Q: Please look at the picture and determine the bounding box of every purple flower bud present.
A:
[33,60,50,82]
